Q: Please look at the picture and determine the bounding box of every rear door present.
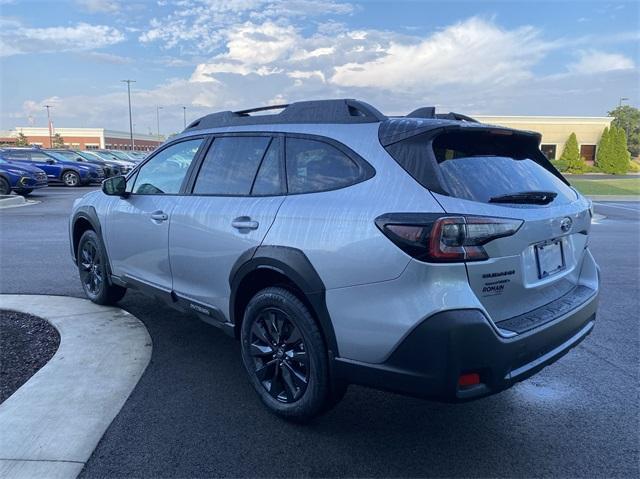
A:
[169,134,286,317]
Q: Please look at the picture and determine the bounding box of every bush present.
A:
[627,160,640,173]
[550,159,568,172]
[560,133,586,173]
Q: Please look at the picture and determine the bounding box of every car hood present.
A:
[3,162,46,175]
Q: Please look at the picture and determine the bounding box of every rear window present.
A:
[386,129,576,205]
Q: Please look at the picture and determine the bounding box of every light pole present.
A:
[619,97,629,107]
[44,105,53,147]
[156,106,163,137]
[182,106,187,129]
[121,80,136,150]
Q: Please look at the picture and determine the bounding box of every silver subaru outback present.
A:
[70,99,599,420]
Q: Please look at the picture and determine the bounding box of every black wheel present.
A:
[15,188,33,196]
[62,170,80,187]
[241,287,343,421]
[0,177,10,195]
[77,230,126,305]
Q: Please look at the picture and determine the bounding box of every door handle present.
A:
[151,211,168,222]
[232,216,259,230]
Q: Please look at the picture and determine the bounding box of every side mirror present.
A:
[102,175,127,196]
[46,159,55,164]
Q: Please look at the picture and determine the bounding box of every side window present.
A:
[251,140,283,196]
[133,139,203,195]
[4,151,28,161]
[193,136,271,195]
[285,138,362,194]
[30,152,51,163]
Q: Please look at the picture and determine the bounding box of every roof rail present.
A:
[405,107,479,123]
[185,99,387,131]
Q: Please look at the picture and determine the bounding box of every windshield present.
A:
[78,151,103,162]
[385,128,576,206]
[46,151,72,162]
[52,150,82,161]
[439,156,576,204]
[107,150,130,160]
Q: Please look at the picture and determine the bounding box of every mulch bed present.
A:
[0,309,60,403]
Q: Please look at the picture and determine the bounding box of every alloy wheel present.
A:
[248,308,309,403]
[63,172,79,186]
[79,240,103,296]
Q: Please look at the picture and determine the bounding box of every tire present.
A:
[241,287,343,421]
[15,188,33,196]
[0,177,10,195]
[62,170,80,187]
[77,230,126,305]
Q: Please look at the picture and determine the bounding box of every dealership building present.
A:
[474,116,613,163]
[0,127,164,151]
[0,116,613,161]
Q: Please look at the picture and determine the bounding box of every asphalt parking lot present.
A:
[1,187,639,478]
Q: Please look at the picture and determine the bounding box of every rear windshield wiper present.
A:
[489,191,557,205]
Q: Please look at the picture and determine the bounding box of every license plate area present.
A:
[535,239,565,279]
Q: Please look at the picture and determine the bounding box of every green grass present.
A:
[570,178,640,196]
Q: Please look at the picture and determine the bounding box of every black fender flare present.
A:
[229,245,339,357]
[70,206,104,263]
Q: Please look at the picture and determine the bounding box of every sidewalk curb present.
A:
[0,295,152,479]
[0,195,39,209]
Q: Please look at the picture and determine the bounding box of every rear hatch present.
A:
[383,124,592,327]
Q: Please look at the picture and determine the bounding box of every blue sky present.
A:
[1,0,638,135]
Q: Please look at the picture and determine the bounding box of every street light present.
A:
[121,79,136,150]
[183,106,187,129]
[44,105,53,147]
[619,97,629,107]
[156,106,163,137]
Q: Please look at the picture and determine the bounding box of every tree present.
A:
[608,105,640,158]
[559,132,585,173]
[52,133,65,148]
[15,132,29,147]
[611,126,631,174]
[596,127,612,170]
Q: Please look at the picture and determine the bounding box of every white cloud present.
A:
[75,0,120,13]
[139,0,353,53]
[569,50,635,75]
[78,51,133,64]
[0,20,125,56]
[331,18,548,90]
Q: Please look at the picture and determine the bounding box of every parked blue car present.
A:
[0,148,105,187]
[0,156,48,195]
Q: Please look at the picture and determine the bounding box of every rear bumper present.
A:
[334,287,598,401]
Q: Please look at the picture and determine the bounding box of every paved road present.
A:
[1,188,638,478]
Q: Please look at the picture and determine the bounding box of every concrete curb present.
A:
[0,195,39,209]
[0,295,152,479]
[0,195,25,208]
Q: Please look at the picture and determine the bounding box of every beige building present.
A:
[474,116,613,164]
[0,127,164,151]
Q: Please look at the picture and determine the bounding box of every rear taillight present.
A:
[376,214,523,263]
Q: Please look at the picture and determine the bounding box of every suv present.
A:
[69,99,599,420]
[48,149,123,178]
[2,148,104,186]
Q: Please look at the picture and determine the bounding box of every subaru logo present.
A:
[560,217,572,233]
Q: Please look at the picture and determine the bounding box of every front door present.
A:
[105,138,205,291]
